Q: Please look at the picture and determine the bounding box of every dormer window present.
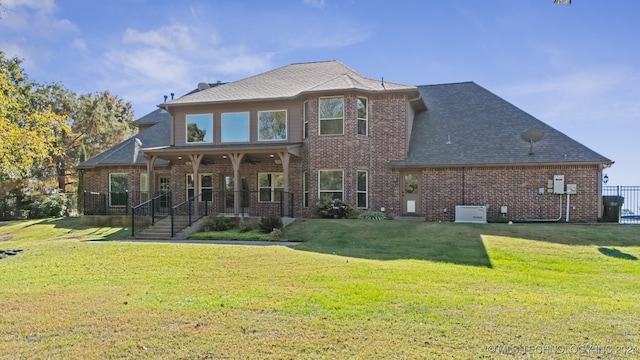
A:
[319,96,344,135]
[186,114,213,143]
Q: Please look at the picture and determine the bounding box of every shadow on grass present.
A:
[598,247,638,260]
[42,217,129,241]
[289,220,493,268]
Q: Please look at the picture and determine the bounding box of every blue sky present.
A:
[1,0,638,186]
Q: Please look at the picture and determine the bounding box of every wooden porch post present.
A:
[146,155,157,197]
[228,153,245,215]
[189,153,204,216]
[277,152,291,194]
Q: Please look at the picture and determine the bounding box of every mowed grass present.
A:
[0,218,639,359]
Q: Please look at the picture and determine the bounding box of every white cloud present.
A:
[123,24,195,51]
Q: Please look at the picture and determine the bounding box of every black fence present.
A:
[84,191,152,215]
[128,190,294,237]
[603,186,640,223]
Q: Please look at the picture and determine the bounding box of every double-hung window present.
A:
[318,96,344,135]
[258,110,287,141]
[357,170,368,208]
[109,173,128,207]
[303,101,309,139]
[258,173,284,202]
[186,174,213,202]
[186,114,213,143]
[318,169,343,201]
[357,97,368,136]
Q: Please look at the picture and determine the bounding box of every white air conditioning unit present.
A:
[455,206,487,223]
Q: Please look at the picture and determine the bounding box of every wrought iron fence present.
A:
[84,191,152,215]
[603,186,640,223]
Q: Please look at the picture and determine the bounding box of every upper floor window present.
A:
[357,97,368,136]
[186,114,213,143]
[221,112,250,143]
[303,101,309,139]
[319,96,344,135]
[258,110,287,141]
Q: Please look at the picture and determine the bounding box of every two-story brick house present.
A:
[78,60,612,230]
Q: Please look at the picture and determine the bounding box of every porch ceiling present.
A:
[141,143,303,165]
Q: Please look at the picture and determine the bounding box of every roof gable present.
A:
[163,60,417,106]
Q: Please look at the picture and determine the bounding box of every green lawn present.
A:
[1,218,639,359]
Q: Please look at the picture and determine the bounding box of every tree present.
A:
[553,0,571,4]
[0,53,68,187]
[36,85,135,192]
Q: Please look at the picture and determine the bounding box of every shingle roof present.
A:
[162,60,417,106]
[76,109,171,169]
[391,82,612,167]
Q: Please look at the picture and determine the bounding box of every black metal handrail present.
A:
[131,192,171,236]
[170,193,210,237]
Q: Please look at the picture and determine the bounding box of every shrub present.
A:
[28,194,68,219]
[259,215,283,233]
[205,214,233,231]
[238,218,257,233]
[269,228,282,240]
[357,211,388,221]
[315,198,353,219]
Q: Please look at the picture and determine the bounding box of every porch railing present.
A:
[169,191,294,237]
[131,192,171,236]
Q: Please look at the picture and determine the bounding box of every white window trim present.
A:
[258,172,284,203]
[303,100,309,139]
[257,109,288,141]
[302,170,309,208]
[357,96,368,136]
[186,173,214,202]
[318,96,344,136]
[109,173,128,207]
[318,169,344,200]
[186,113,214,144]
[357,170,368,209]
[221,112,250,143]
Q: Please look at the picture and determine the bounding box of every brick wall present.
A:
[422,164,602,222]
[299,92,409,217]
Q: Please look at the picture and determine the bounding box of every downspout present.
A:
[525,194,564,222]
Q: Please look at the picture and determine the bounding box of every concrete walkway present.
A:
[99,239,301,246]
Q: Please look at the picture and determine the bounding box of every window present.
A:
[303,171,309,208]
[357,97,368,136]
[186,174,213,202]
[319,96,343,135]
[221,112,250,142]
[357,170,368,208]
[258,173,284,202]
[258,110,287,141]
[186,114,213,143]
[303,101,309,139]
[140,173,149,202]
[109,173,128,207]
[318,169,343,201]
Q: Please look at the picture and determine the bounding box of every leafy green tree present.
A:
[553,0,571,4]
[36,84,135,192]
[0,53,68,188]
